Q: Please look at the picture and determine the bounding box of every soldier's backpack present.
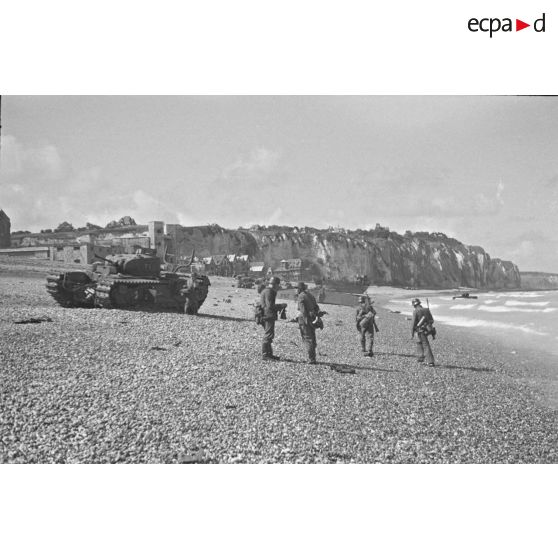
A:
[359,310,375,331]
[254,302,264,325]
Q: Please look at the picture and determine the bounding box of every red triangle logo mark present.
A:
[516,19,530,31]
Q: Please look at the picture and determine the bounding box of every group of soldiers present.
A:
[257,276,436,366]
[259,277,320,363]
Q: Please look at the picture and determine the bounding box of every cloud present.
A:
[201,147,287,227]
[507,240,537,263]
[263,207,283,226]
[486,228,558,272]
[496,180,505,202]
[27,144,65,180]
[514,230,552,244]
[1,135,65,180]
[349,166,505,222]
[0,135,177,231]
[221,147,281,180]
[0,135,22,175]
[542,174,558,189]
[472,190,503,215]
[130,190,190,225]
[429,182,504,217]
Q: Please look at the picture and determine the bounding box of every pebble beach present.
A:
[1,259,557,464]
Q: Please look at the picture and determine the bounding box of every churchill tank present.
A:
[46,251,210,314]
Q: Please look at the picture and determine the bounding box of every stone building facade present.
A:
[0,209,11,248]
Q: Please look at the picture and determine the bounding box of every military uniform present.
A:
[260,278,286,360]
[411,299,435,366]
[356,298,376,356]
[297,283,320,364]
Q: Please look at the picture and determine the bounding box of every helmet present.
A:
[297,282,307,291]
[411,298,421,307]
[270,276,281,286]
[359,296,366,302]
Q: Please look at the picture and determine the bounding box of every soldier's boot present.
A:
[262,342,279,361]
[308,344,317,364]
[269,343,281,360]
[367,342,374,357]
[262,342,270,359]
[425,344,435,366]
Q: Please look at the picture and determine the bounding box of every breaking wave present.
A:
[492,292,545,298]
[504,300,550,307]
[433,315,549,336]
[477,305,557,314]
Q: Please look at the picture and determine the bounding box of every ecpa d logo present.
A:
[468,13,546,37]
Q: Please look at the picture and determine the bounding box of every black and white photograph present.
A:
[1,95,557,465]
[1,2,557,557]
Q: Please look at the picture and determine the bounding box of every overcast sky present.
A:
[1,96,557,272]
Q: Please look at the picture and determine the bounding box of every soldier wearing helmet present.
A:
[259,276,287,361]
[296,282,321,364]
[356,295,378,357]
[411,298,435,366]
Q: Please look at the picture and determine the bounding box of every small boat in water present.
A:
[452,292,478,300]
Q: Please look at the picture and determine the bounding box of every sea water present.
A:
[384,290,558,360]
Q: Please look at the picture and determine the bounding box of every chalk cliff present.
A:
[170,225,521,290]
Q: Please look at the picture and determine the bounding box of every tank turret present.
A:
[93,253,162,277]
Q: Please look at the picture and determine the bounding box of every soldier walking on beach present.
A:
[356,295,378,357]
[411,298,435,366]
[296,282,320,364]
[260,276,287,361]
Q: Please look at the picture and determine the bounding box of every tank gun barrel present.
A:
[93,253,115,265]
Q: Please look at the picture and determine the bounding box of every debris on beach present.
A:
[329,364,356,374]
[13,316,53,324]
[178,450,209,464]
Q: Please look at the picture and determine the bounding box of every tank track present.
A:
[46,271,209,313]
[94,277,161,309]
[46,273,97,308]
[46,274,75,307]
